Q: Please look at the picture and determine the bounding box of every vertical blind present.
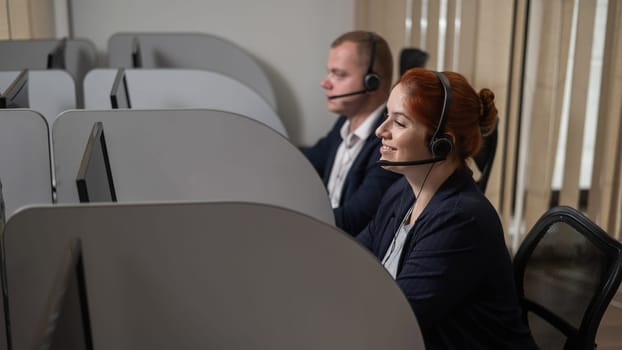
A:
[356,0,622,250]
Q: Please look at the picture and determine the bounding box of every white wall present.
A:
[60,0,355,146]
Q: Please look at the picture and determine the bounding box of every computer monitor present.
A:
[32,238,94,350]
[131,36,142,68]
[0,69,28,109]
[76,122,117,203]
[47,38,67,70]
[109,68,131,109]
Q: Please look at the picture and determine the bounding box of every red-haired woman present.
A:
[356,68,537,349]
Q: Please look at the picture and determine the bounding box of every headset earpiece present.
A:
[363,32,380,92]
[430,134,453,159]
[429,71,454,159]
[364,72,380,91]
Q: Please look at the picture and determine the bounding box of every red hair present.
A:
[396,68,498,161]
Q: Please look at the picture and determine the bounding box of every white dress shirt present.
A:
[327,105,385,208]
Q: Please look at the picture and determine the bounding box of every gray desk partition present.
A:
[107,32,277,110]
[0,285,4,350]
[0,110,53,218]
[3,202,423,350]
[0,70,77,128]
[0,38,97,107]
[83,68,287,137]
[0,70,20,88]
[53,109,330,224]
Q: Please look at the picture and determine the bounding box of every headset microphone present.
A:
[377,156,445,167]
[328,89,368,99]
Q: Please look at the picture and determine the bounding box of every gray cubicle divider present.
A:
[83,68,287,137]
[0,70,77,129]
[0,283,4,350]
[53,109,331,224]
[0,38,98,107]
[107,32,277,110]
[0,110,53,218]
[0,70,20,88]
[3,202,424,350]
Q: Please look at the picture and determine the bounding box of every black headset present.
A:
[363,32,381,92]
[429,71,453,159]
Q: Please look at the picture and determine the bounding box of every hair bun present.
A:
[478,88,498,136]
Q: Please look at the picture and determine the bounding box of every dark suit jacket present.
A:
[356,170,538,350]
[302,113,400,236]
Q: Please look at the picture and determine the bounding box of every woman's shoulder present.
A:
[380,177,412,206]
[425,175,503,235]
[370,177,412,221]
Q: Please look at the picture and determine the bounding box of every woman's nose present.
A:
[375,120,389,138]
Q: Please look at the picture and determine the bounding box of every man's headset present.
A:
[363,32,381,92]
[328,32,381,99]
[377,71,454,166]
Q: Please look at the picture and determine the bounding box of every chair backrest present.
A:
[513,206,622,349]
[473,119,498,192]
[399,47,429,76]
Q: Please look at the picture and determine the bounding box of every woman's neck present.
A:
[404,160,459,224]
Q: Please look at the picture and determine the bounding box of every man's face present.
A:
[320,41,367,116]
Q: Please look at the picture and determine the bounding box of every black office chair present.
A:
[472,120,498,193]
[513,206,622,350]
[399,48,429,76]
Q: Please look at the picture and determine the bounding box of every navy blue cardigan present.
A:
[302,114,400,236]
[357,169,537,349]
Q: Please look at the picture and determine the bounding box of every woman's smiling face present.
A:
[375,83,432,172]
